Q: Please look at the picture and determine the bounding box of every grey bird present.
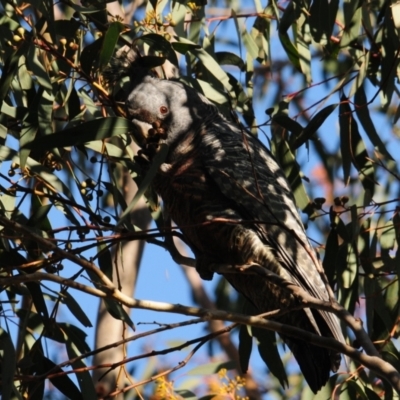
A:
[126,75,344,393]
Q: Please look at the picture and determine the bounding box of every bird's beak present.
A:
[130,119,152,147]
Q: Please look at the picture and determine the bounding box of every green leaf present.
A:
[186,360,236,375]
[19,119,38,169]
[25,117,136,151]
[65,352,97,400]
[62,292,93,328]
[99,21,126,70]
[271,134,313,215]
[0,248,27,269]
[339,95,374,204]
[215,51,245,71]
[54,199,81,226]
[348,51,369,99]
[137,55,168,70]
[86,265,135,330]
[380,220,395,255]
[85,264,135,329]
[358,216,372,271]
[0,41,29,105]
[279,0,299,33]
[252,326,288,389]
[309,0,339,44]
[343,243,358,289]
[16,309,44,333]
[58,323,91,356]
[238,325,252,373]
[354,86,393,160]
[294,104,338,149]
[339,97,353,185]
[272,114,303,137]
[117,143,168,226]
[371,284,393,340]
[27,340,46,400]
[382,341,400,372]
[1,102,27,119]
[242,28,259,60]
[138,33,178,66]
[380,10,398,109]
[28,195,52,231]
[279,33,301,71]
[0,328,17,400]
[80,37,103,75]
[278,1,301,70]
[26,45,53,91]
[180,77,229,107]
[364,274,376,337]
[27,159,74,201]
[38,89,55,136]
[342,380,369,400]
[337,247,358,314]
[97,240,113,280]
[0,145,17,163]
[174,37,234,96]
[175,389,197,399]
[295,13,311,84]
[323,228,339,287]
[66,86,81,120]
[340,0,362,48]
[42,356,83,400]
[251,14,270,65]
[25,282,49,321]
[364,386,383,400]
[383,375,394,400]
[171,41,201,54]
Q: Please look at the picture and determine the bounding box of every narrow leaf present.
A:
[323,228,339,287]
[279,33,301,70]
[27,45,52,91]
[25,282,49,321]
[238,325,252,373]
[117,143,168,226]
[272,114,303,136]
[252,326,288,389]
[25,117,136,151]
[339,96,353,185]
[354,86,393,160]
[80,37,103,75]
[294,104,338,149]
[0,41,29,105]
[97,240,113,280]
[42,357,83,400]
[62,292,93,328]
[215,51,245,71]
[0,329,17,400]
[309,0,339,44]
[99,22,126,70]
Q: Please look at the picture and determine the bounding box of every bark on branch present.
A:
[2,270,400,393]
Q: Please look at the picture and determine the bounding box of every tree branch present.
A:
[2,271,400,393]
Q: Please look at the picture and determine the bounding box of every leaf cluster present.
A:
[0,0,400,398]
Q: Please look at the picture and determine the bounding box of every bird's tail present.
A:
[279,308,342,393]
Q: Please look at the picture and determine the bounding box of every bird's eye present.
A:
[160,106,168,114]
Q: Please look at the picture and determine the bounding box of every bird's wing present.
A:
[200,122,322,287]
[200,121,345,344]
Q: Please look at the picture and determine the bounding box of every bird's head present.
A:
[126,75,215,149]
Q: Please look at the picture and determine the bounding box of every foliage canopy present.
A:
[1,0,400,398]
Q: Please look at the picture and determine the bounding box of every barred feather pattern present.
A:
[126,76,344,393]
